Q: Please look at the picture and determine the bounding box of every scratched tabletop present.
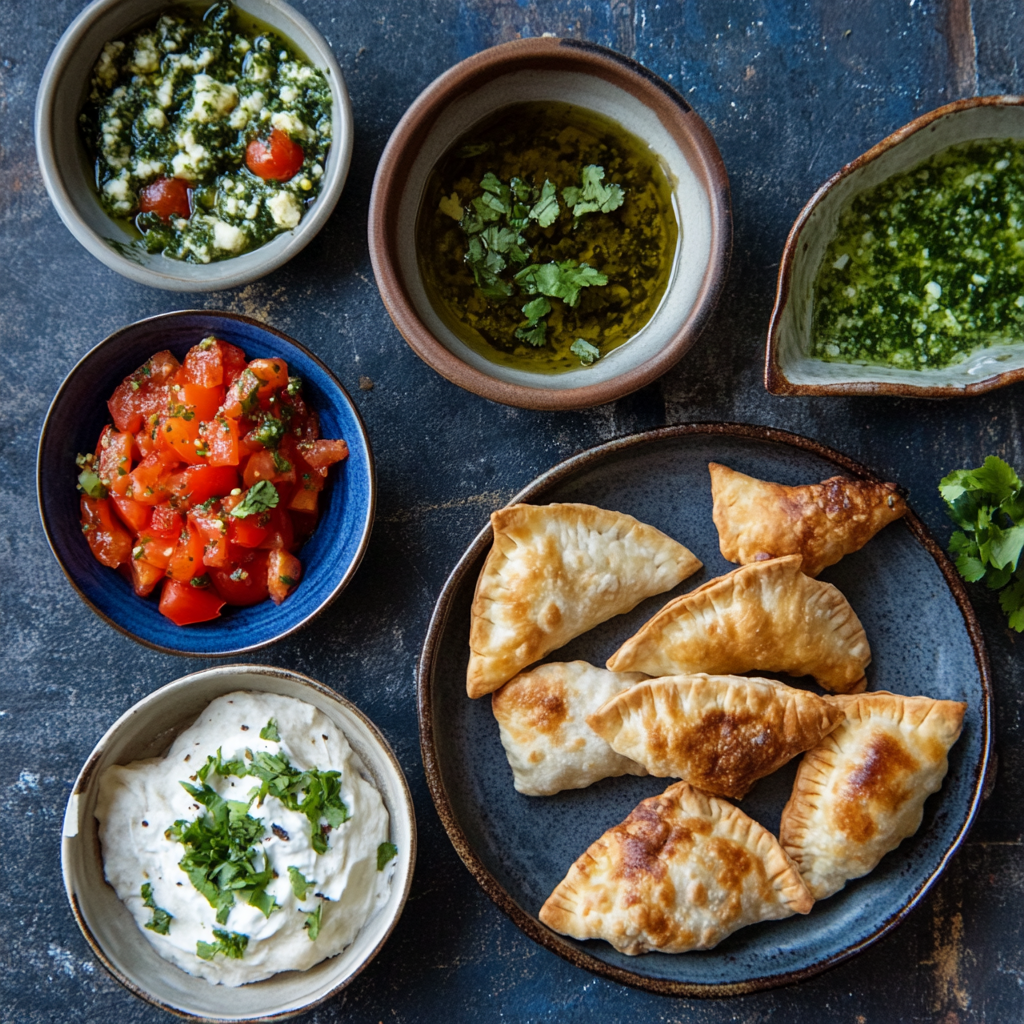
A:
[2,2,1022,1022]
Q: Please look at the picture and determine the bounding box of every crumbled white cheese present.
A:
[133,158,164,180]
[143,106,167,129]
[925,280,942,299]
[247,61,272,82]
[212,220,248,253]
[280,84,299,104]
[171,129,208,179]
[128,33,160,74]
[156,77,175,109]
[267,191,302,229]
[240,91,266,115]
[190,75,238,123]
[270,111,307,138]
[93,42,125,89]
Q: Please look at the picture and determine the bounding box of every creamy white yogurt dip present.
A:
[96,692,394,986]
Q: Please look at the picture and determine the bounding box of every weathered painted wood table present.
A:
[2,1,1022,1021]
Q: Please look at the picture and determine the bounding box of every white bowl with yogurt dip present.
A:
[61,665,415,1022]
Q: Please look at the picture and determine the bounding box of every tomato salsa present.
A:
[76,338,348,626]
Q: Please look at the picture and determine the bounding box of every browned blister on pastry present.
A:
[709,462,907,578]
[539,781,814,955]
[467,503,701,698]
[587,674,845,799]
[779,691,966,900]
[606,556,870,693]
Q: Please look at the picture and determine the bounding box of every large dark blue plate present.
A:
[418,424,991,996]
[38,310,374,658]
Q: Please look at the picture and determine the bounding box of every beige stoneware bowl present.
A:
[35,0,353,292]
[369,37,732,410]
[767,95,1024,397]
[61,666,416,1022]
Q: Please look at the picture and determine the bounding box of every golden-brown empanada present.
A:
[586,674,845,799]
[492,661,649,796]
[467,503,701,698]
[779,691,966,900]
[709,462,907,577]
[540,781,814,954]
[606,555,870,692]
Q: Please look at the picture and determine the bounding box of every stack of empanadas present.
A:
[465,472,965,957]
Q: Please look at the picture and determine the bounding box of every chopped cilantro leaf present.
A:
[570,338,601,366]
[303,903,323,941]
[77,466,108,500]
[377,841,398,871]
[230,481,279,519]
[252,415,286,450]
[259,718,281,742]
[562,164,626,219]
[140,882,173,935]
[196,929,249,961]
[514,260,607,308]
[288,866,314,900]
[528,180,560,228]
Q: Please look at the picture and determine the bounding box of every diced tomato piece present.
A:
[267,549,302,604]
[287,486,319,513]
[108,351,180,433]
[229,511,271,548]
[130,557,166,597]
[167,520,205,583]
[158,415,206,465]
[159,578,226,626]
[129,451,178,506]
[243,450,280,487]
[299,439,349,471]
[168,465,239,508]
[221,344,248,389]
[258,508,295,552]
[96,426,134,495]
[211,549,270,606]
[149,504,184,537]
[247,358,289,400]
[132,533,174,570]
[206,415,240,467]
[221,367,263,419]
[80,496,133,568]
[189,506,231,567]
[110,493,150,533]
[138,177,192,222]
[180,338,247,389]
[245,129,304,182]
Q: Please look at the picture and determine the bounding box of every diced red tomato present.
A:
[229,511,271,548]
[268,549,302,604]
[189,506,231,568]
[96,426,134,495]
[131,557,166,597]
[206,415,240,467]
[299,439,349,471]
[133,533,175,571]
[138,177,192,222]
[168,465,239,507]
[221,367,262,419]
[110,493,150,533]
[210,549,270,606]
[167,382,224,423]
[258,508,295,553]
[149,504,184,537]
[167,521,205,583]
[179,338,247,389]
[81,496,133,568]
[159,579,226,626]
[129,450,179,506]
[158,415,206,465]
[243,449,295,488]
[245,129,304,182]
[247,358,289,399]
[108,351,181,433]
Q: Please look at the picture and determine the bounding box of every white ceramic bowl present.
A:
[767,96,1024,397]
[61,666,416,1022]
[35,0,353,292]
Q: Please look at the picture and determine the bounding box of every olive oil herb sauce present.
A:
[417,102,679,374]
[812,138,1024,370]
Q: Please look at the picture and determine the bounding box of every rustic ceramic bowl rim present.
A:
[416,421,993,997]
[368,36,732,410]
[34,0,353,292]
[62,663,417,1022]
[766,94,1024,397]
[36,309,376,658]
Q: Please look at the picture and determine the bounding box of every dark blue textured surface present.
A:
[3,1,1024,1022]
[37,311,374,657]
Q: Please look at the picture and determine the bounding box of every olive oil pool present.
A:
[417,102,679,374]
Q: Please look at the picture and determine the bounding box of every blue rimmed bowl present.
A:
[38,311,375,657]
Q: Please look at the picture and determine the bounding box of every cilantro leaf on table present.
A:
[939,455,1024,631]
[230,481,279,519]
[140,882,173,935]
[562,164,625,219]
[196,929,249,961]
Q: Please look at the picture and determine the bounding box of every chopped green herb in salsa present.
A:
[812,139,1024,369]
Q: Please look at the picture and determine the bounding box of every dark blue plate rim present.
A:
[416,421,993,997]
[36,309,376,659]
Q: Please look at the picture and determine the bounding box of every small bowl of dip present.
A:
[369,37,732,410]
[35,0,353,291]
[62,664,416,1022]
[768,96,1024,397]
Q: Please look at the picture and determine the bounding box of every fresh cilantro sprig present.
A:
[939,455,1024,630]
[377,841,398,871]
[259,718,281,742]
[288,866,314,899]
[141,882,173,935]
[196,929,249,961]
[230,480,279,519]
[562,164,625,220]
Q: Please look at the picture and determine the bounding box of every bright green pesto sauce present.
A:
[79,2,331,263]
[812,139,1024,370]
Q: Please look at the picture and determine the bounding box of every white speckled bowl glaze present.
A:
[768,96,1024,397]
[35,0,352,292]
[62,666,416,1022]
[369,37,731,410]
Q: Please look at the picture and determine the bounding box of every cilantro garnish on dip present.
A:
[95,693,397,986]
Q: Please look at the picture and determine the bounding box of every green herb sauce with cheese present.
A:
[79,2,331,263]
[812,139,1024,369]
[417,102,679,374]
